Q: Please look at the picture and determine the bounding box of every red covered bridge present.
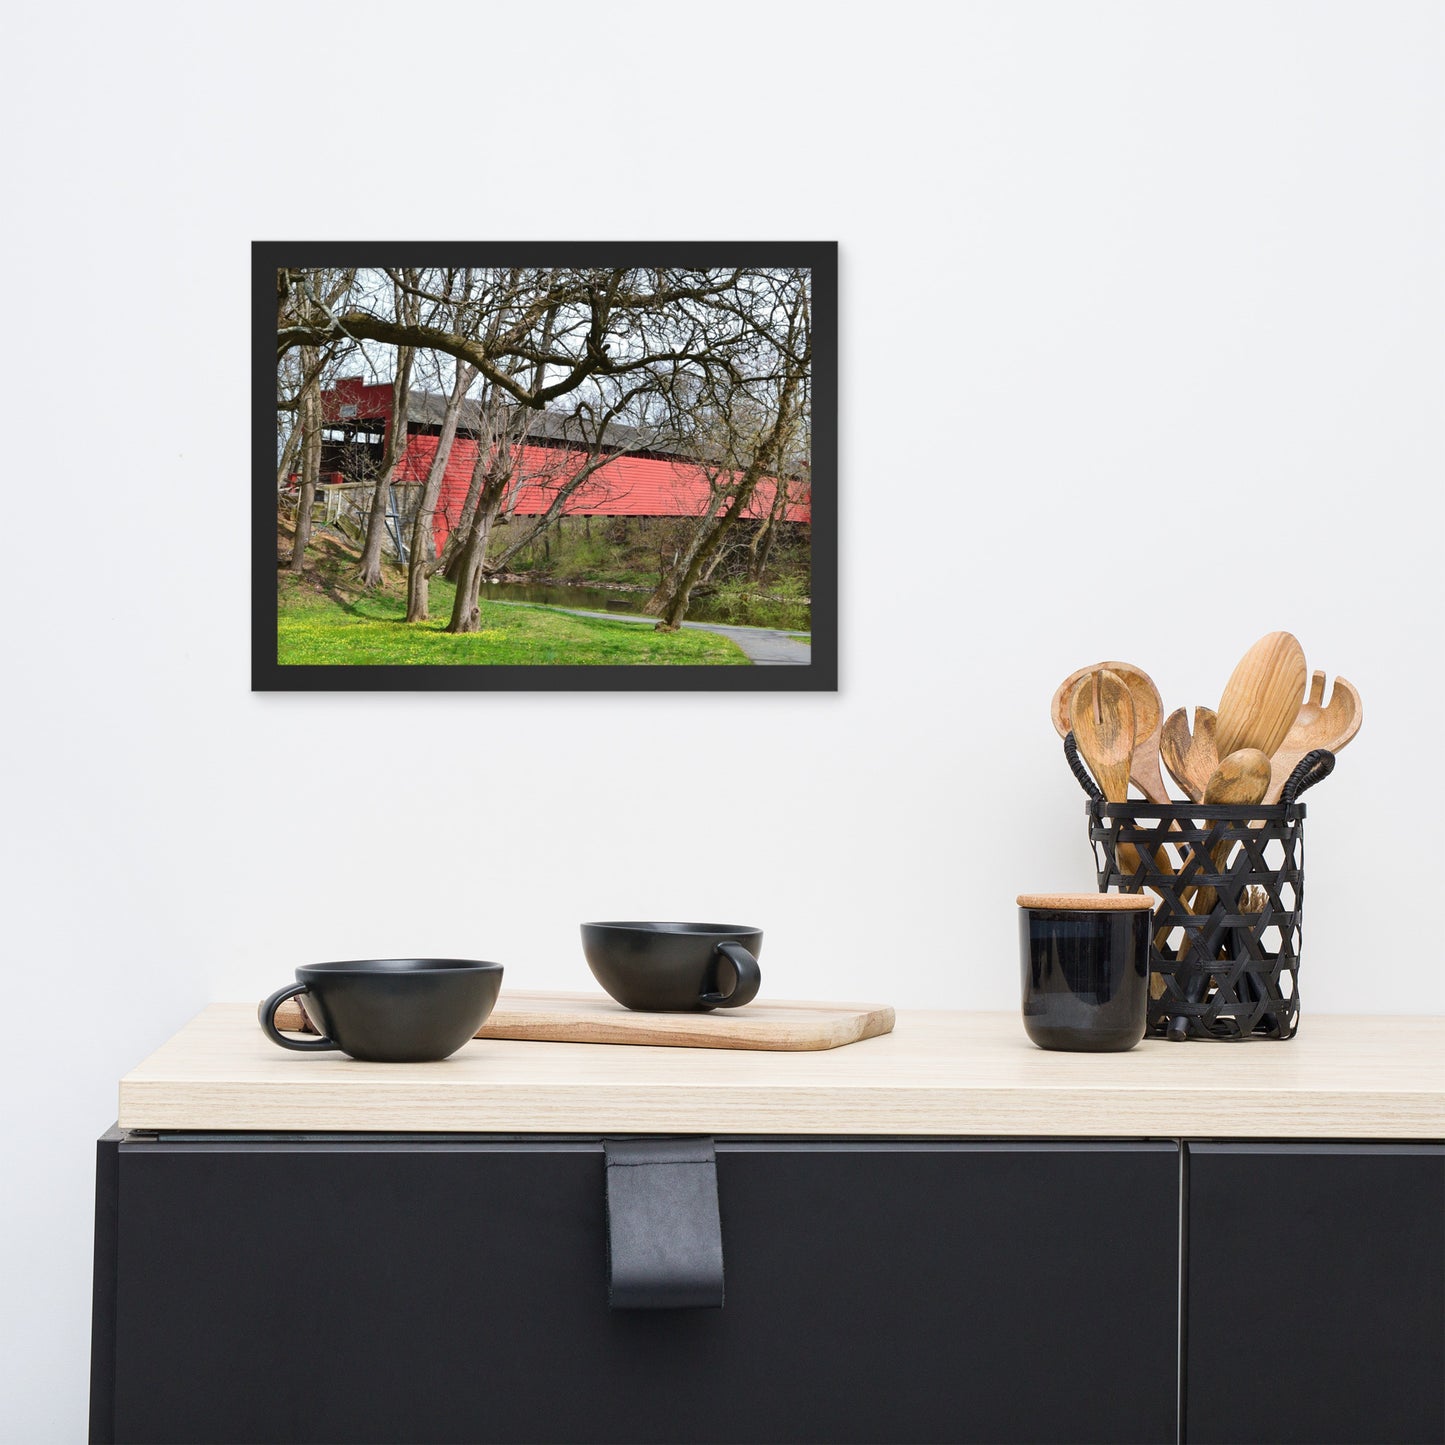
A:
[319,377,808,553]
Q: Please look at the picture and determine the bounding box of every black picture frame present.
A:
[254,241,837,692]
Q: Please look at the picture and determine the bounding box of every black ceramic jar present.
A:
[1017,894,1154,1052]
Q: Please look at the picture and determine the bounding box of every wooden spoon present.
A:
[1202,748,1273,808]
[1264,671,1362,803]
[1187,747,1275,914]
[1168,749,1273,1040]
[1052,661,1170,803]
[1215,632,1308,762]
[1160,706,1219,805]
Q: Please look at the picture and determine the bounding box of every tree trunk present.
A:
[749,482,789,581]
[445,475,509,633]
[355,344,415,588]
[753,518,778,580]
[275,418,302,490]
[440,444,490,582]
[652,500,744,628]
[406,364,475,622]
[643,486,729,616]
[289,345,321,571]
[701,540,729,583]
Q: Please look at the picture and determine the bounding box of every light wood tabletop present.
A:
[117,1004,1445,1139]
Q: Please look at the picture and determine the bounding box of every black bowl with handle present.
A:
[258,958,504,1062]
[581,922,762,1012]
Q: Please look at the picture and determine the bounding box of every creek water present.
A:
[482,580,810,633]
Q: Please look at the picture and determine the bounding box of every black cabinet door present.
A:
[98,1136,1179,1445]
[1185,1143,1445,1445]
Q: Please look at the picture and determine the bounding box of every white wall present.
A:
[3,2,1440,1437]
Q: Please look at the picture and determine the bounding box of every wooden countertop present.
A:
[116,1004,1445,1138]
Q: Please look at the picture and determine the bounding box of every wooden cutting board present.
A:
[272,989,895,1052]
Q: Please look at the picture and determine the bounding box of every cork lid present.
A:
[1016,893,1154,911]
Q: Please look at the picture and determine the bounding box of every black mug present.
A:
[1017,895,1152,1052]
[581,922,762,1012]
[258,959,504,1062]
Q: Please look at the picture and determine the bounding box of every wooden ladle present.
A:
[1160,706,1219,805]
[1264,671,1362,803]
[1052,661,1170,804]
[1215,632,1308,762]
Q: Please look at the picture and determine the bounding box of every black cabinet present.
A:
[91,1136,1180,1445]
[1184,1143,1445,1445]
[94,1131,1445,1444]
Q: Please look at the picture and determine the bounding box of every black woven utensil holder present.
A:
[1066,738,1335,1040]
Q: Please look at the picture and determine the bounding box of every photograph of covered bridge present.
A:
[261,247,833,690]
[315,378,810,568]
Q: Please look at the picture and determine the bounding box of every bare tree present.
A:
[276,268,357,571]
[438,436,493,583]
[278,268,756,408]
[747,411,809,582]
[646,273,811,628]
[443,388,538,633]
[275,420,302,492]
[436,273,557,584]
[354,269,419,588]
[481,385,666,577]
[405,357,476,621]
[288,342,322,571]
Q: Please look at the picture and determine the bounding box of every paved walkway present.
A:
[491,599,811,666]
[680,619,812,666]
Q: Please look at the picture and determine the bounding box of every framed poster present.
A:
[255,241,836,691]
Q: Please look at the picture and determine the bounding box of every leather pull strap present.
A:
[604,1137,724,1310]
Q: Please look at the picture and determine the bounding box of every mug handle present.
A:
[258,983,339,1052]
[701,941,761,1009]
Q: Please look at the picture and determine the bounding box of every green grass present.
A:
[278,555,748,667]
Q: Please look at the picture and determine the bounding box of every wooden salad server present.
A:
[1069,668,1174,886]
[1264,671,1362,803]
[1052,661,1170,804]
[1068,670,1134,804]
[1160,706,1219,805]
